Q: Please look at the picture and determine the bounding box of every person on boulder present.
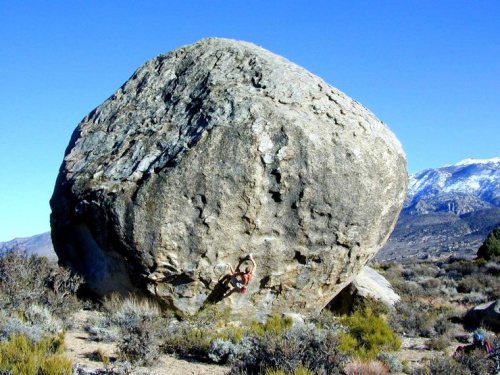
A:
[220,254,256,296]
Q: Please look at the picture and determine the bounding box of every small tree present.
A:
[477,227,500,260]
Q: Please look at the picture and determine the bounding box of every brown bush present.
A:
[0,249,82,316]
[344,360,388,375]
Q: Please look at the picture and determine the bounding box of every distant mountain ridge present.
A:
[377,157,500,262]
[406,157,500,215]
[0,232,55,259]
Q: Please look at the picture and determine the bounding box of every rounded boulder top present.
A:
[50,38,408,317]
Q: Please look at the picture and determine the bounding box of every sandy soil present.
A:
[65,310,228,375]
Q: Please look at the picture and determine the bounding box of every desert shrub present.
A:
[44,266,83,316]
[0,249,50,310]
[0,305,63,343]
[264,365,314,375]
[414,356,471,375]
[455,348,497,375]
[477,227,500,260]
[0,334,72,375]
[413,263,440,278]
[84,316,119,342]
[482,274,500,299]
[186,304,233,326]
[457,275,484,293]
[377,263,404,282]
[104,296,164,366]
[339,308,401,359]
[250,314,293,336]
[344,359,388,375]
[418,278,443,296]
[163,324,212,358]
[312,310,345,332]
[229,325,345,375]
[432,315,454,336]
[425,335,449,351]
[24,305,64,336]
[164,311,293,362]
[444,259,480,278]
[390,301,438,337]
[352,296,390,317]
[208,338,246,364]
[90,348,110,366]
[486,261,500,275]
[390,279,424,301]
[474,257,488,267]
[163,305,246,360]
[377,352,403,373]
[73,361,134,375]
[0,249,82,316]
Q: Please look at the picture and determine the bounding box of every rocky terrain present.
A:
[377,158,500,262]
[49,38,407,317]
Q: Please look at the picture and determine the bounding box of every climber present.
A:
[220,254,256,296]
[455,330,494,355]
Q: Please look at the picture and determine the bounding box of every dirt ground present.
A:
[65,310,228,375]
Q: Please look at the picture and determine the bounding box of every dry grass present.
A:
[344,360,388,375]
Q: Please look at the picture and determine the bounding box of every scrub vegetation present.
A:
[1,238,498,374]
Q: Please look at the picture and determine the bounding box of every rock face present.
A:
[50,38,407,316]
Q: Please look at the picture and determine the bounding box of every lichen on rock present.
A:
[50,38,407,317]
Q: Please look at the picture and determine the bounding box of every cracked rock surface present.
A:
[50,38,407,317]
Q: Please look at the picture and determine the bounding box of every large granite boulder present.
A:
[50,38,407,316]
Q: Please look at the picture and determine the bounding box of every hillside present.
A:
[0,232,55,259]
[377,157,500,261]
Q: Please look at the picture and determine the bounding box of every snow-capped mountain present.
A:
[377,158,500,262]
[405,157,500,215]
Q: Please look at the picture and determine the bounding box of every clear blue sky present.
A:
[1,1,499,241]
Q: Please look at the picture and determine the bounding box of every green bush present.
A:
[339,307,401,360]
[0,334,72,375]
[163,326,212,358]
[250,314,293,336]
[352,296,390,317]
[477,227,500,260]
[265,365,315,375]
[187,304,233,326]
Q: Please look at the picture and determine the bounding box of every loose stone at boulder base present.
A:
[50,38,408,317]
